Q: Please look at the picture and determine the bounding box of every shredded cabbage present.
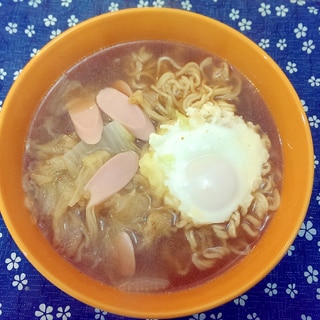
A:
[63,121,139,175]
[27,120,140,221]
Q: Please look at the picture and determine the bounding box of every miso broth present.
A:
[23,41,282,292]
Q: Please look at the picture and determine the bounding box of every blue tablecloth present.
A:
[0,1,320,319]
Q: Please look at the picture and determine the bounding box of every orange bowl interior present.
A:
[0,8,314,319]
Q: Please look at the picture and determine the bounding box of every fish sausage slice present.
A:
[68,97,103,144]
[118,277,170,292]
[96,87,155,141]
[84,151,139,208]
[113,231,136,278]
[112,80,133,97]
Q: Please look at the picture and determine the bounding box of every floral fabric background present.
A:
[0,0,320,319]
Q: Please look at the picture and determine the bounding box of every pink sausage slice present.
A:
[118,277,170,292]
[68,97,103,144]
[112,80,132,97]
[84,151,139,208]
[114,231,136,278]
[96,87,155,141]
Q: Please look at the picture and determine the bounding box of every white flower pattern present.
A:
[30,48,40,57]
[299,221,317,240]
[50,29,61,39]
[304,265,319,284]
[24,25,35,37]
[181,0,192,11]
[264,283,278,297]
[247,313,260,320]
[137,0,148,7]
[302,40,315,54]
[152,0,164,7]
[35,303,54,320]
[315,155,319,168]
[275,5,289,17]
[0,68,7,80]
[12,273,28,290]
[308,76,320,87]
[290,0,306,5]
[308,7,318,15]
[210,312,223,319]
[61,0,72,7]
[259,38,270,49]
[294,23,308,39]
[95,308,108,320]
[287,244,295,256]
[67,15,78,27]
[286,283,298,299]
[317,192,320,204]
[5,22,18,34]
[238,18,252,31]
[309,115,320,129]
[234,294,248,306]
[258,3,271,17]
[108,2,119,12]
[56,305,71,319]
[190,313,206,320]
[229,8,239,21]
[276,38,287,50]
[286,61,298,73]
[44,15,57,27]
[5,252,22,270]
[301,99,308,112]
[28,0,41,8]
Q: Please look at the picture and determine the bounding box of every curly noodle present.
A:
[128,51,240,126]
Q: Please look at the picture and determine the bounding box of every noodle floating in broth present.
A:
[23,41,282,292]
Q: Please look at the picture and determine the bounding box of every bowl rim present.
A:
[0,7,314,318]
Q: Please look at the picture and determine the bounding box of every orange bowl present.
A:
[0,8,314,318]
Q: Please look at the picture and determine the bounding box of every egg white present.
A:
[139,103,270,225]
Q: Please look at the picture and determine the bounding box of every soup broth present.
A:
[23,41,282,292]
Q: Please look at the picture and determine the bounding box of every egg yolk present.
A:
[185,155,239,214]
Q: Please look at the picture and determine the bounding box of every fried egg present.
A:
[139,103,270,225]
